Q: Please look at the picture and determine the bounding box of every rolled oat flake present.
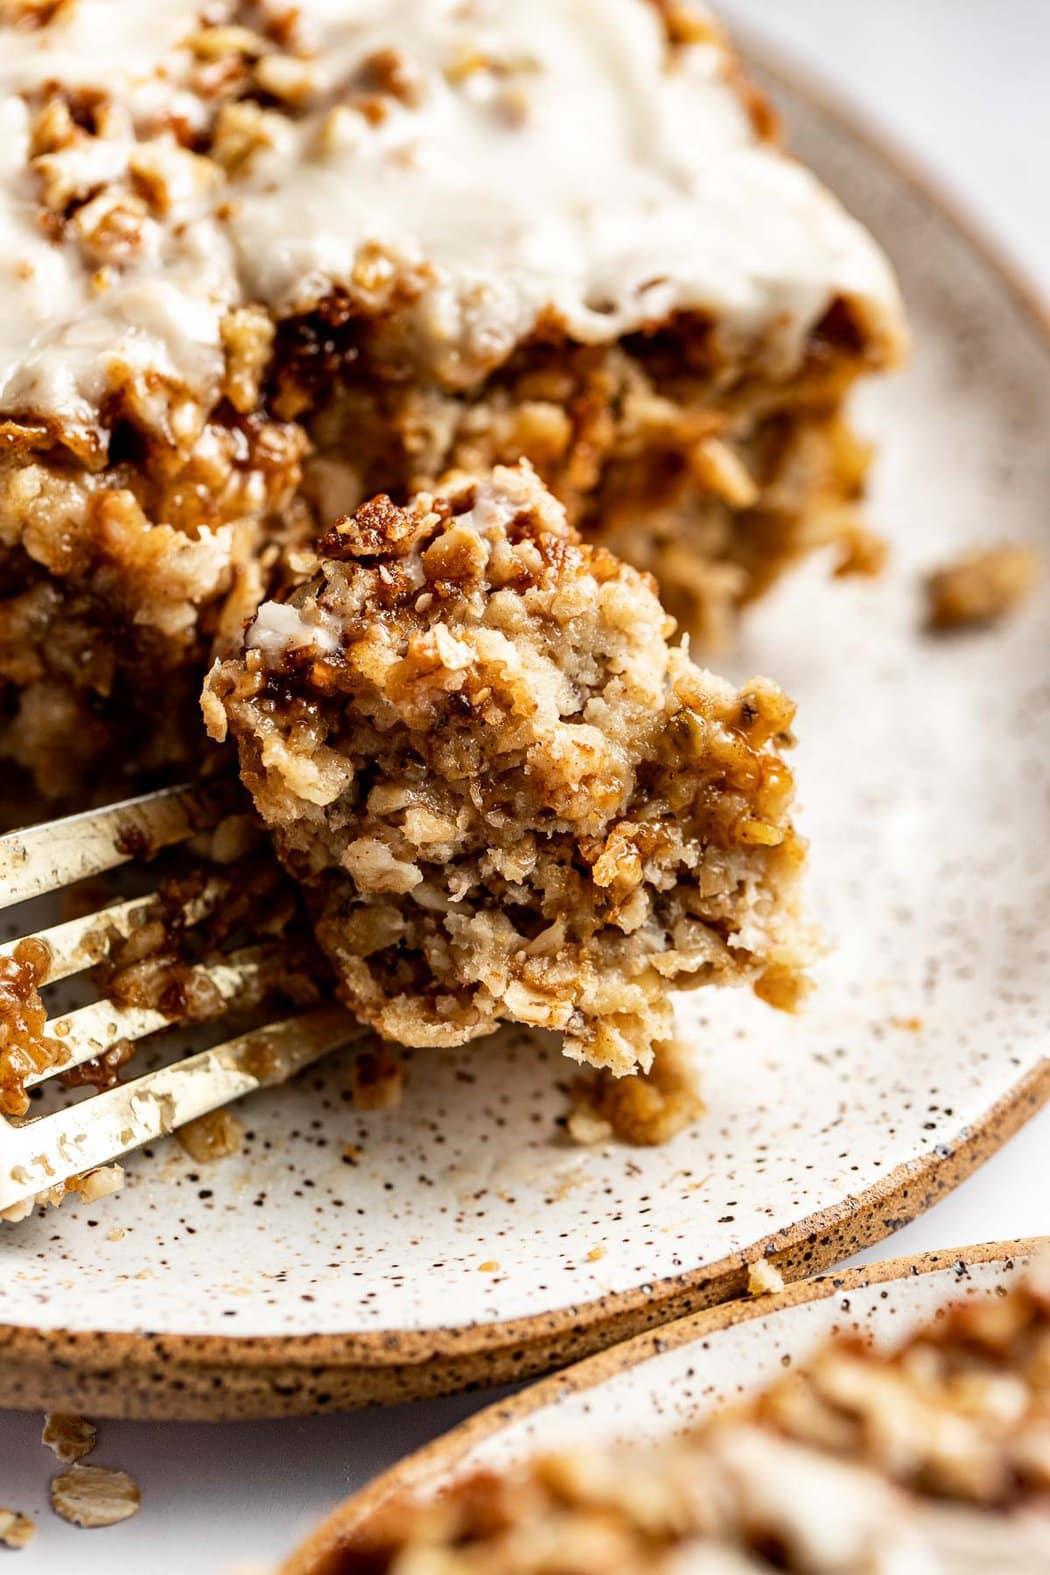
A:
[50,1464,141,1529]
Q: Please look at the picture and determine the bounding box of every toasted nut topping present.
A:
[220,305,275,415]
[186,25,266,62]
[254,51,318,106]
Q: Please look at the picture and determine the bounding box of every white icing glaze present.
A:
[247,598,342,657]
[246,467,532,660]
[0,0,905,433]
[0,1,227,432]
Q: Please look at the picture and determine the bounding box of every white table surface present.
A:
[3,4,1048,1570]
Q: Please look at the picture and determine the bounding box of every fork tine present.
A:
[0,875,232,986]
[0,894,156,984]
[27,948,273,1087]
[0,875,234,982]
[0,779,239,911]
[1,1006,358,1218]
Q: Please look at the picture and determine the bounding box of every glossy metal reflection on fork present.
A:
[0,782,357,1220]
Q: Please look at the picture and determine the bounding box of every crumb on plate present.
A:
[747,1258,786,1297]
[925,544,1039,631]
[176,1109,245,1163]
[0,1510,35,1550]
[567,1037,703,1147]
[49,1465,141,1529]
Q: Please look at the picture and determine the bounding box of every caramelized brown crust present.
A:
[0,940,62,1117]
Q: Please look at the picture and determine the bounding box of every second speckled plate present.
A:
[1,53,1049,1419]
[283,1241,1043,1574]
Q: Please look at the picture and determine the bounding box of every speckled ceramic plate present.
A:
[2,52,1049,1422]
[284,1240,1046,1574]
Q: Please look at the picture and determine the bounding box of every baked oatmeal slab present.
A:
[205,462,808,1076]
[0,0,905,796]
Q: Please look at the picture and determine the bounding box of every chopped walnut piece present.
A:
[356,47,425,108]
[58,1040,136,1092]
[3,0,70,24]
[0,1165,123,1224]
[747,1258,786,1297]
[186,24,267,62]
[691,434,759,509]
[651,0,723,48]
[221,306,276,414]
[26,94,77,158]
[0,1509,35,1550]
[211,100,286,173]
[176,1109,245,1163]
[49,1465,141,1529]
[253,51,317,106]
[42,1412,97,1464]
[70,187,150,267]
[925,544,1039,630]
[834,523,888,579]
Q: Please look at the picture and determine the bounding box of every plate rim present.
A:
[281,1236,1048,1575]
[1,34,1048,1422]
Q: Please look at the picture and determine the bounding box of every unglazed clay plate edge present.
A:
[284,1238,1046,1574]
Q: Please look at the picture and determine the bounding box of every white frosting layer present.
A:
[248,598,342,658]
[0,1,228,431]
[0,0,904,432]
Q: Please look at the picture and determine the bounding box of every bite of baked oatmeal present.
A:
[205,462,808,1076]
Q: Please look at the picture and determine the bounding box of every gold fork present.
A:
[0,781,356,1220]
